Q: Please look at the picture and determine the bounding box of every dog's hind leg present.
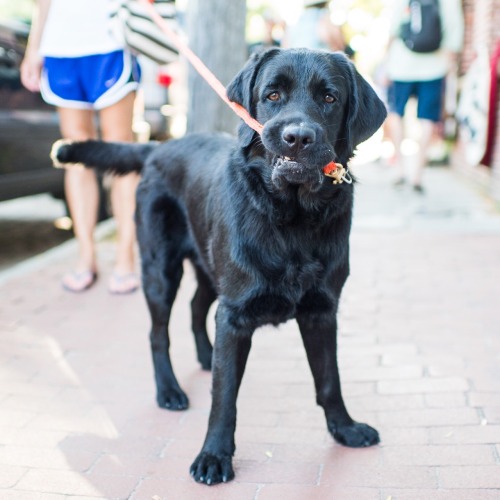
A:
[136,184,190,410]
[297,309,380,448]
[190,263,215,370]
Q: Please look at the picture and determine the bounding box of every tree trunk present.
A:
[186,0,247,134]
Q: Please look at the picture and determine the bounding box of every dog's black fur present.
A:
[54,48,387,485]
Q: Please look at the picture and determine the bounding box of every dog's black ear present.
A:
[227,48,280,148]
[340,55,387,154]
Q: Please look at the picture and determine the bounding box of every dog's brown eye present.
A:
[325,94,336,103]
[267,92,280,101]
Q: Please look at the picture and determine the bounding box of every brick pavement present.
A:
[0,161,500,499]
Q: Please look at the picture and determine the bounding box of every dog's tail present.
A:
[51,139,158,175]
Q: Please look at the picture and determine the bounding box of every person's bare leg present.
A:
[109,172,140,274]
[413,118,434,189]
[58,107,99,290]
[100,92,141,292]
[386,112,405,182]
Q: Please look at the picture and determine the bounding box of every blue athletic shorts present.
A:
[388,78,445,122]
[41,50,141,110]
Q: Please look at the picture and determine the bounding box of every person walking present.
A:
[21,0,142,293]
[386,0,464,193]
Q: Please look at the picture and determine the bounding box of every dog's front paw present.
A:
[330,421,380,448]
[190,451,234,485]
[156,388,189,411]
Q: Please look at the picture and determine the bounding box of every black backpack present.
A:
[400,0,442,53]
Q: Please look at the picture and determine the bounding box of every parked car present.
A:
[0,18,65,203]
[0,15,171,208]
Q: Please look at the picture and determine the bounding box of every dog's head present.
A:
[226,48,387,191]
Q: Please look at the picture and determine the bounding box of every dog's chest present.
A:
[223,247,335,329]
[277,253,324,291]
[238,235,331,294]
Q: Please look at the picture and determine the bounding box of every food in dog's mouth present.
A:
[273,156,304,179]
[274,156,299,168]
[271,155,319,188]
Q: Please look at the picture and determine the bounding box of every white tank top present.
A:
[40,0,123,57]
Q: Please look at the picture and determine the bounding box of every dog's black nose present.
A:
[282,125,316,152]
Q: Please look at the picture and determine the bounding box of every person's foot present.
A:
[108,272,140,295]
[62,269,98,293]
[393,177,406,187]
[412,184,425,194]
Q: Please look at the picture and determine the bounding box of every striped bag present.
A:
[109,0,178,65]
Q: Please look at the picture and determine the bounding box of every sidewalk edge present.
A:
[0,219,116,289]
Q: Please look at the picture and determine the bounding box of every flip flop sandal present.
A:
[62,270,98,293]
[108,272,140,295]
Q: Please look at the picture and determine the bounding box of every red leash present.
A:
[139,0,263,135]
[138,0,346,181]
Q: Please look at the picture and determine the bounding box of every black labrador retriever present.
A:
[53,48,387,485]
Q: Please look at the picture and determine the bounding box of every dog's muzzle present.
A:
[273,156,303,181]
[271,156,323,191]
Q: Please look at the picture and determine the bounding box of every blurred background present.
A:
[0,0,499,270]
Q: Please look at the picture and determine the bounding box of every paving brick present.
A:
[0,394,63,413]
[340,382,377,397]
[0,492,71,500]
[381,444,496,466]
[15,469,139,497]
[424,393,467,409]
[0,428,69,448]
[16,468,101,496]
[469,392,500,407]
[272,442,382,467]
[340,364,423,382]
[378,427,430,446]
[278,409,329,429]
[86,473,141,498]
[0,446,97,472]
[348,394,425,412]
[257,484,380,500]
[130,477,259,500]
[235,424,328,446]
[236,393,320,414]
[377,408,480,427]
[235,459,320,484]
[429,425,500,445]
[377,377,470,395]
[380,488,500,499]
[162,438,203,460]
[439,466,500,489]
[91,454,193,481]
[321,463,438,489]
[483,406,500,424]
[0,465,27,488]
[0,410,35,428]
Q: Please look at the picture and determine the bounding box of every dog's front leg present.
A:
[190,305,252,485]
[297,310,380,447]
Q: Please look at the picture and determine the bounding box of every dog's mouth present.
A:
[271,155,324,191]
[273,156,301,177]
